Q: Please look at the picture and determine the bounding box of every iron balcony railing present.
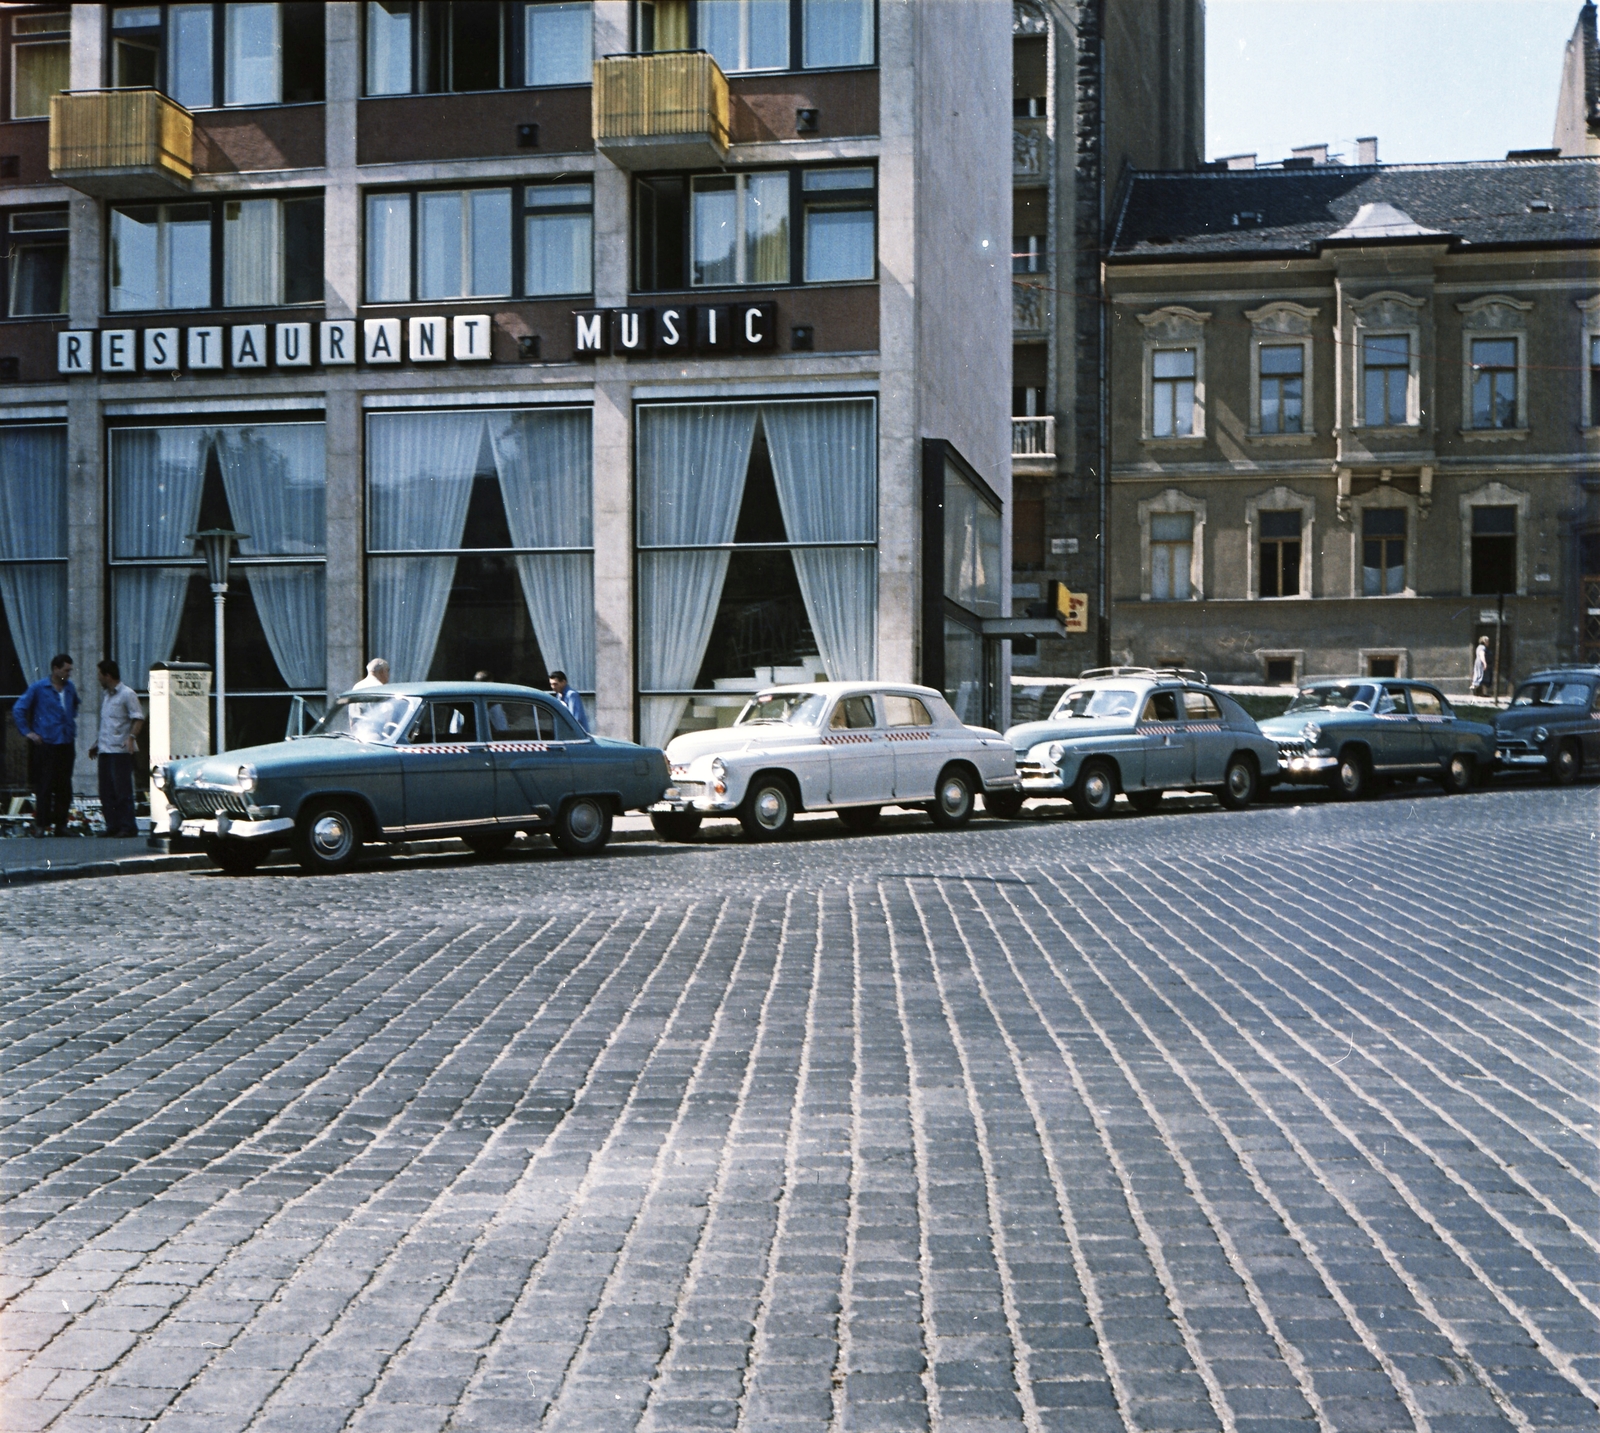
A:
[49,88,194,197]
[1012,415,1056,458]
[593,51,729,166]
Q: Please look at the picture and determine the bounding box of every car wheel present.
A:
[928,767,975,829]
[739,776,796,841]
[293,799,363,875]
[983,789,1025,820]
[1551,739,1581,786]
[552,796,612,857]
[1127,790,1162,814]
[1330,749,1369,801]
[838,805,882,833]
[464,830,516,858]
[1439,753,1475,794]
[202,837,266,876]
[1072,759,1118,818]
[1219,755,1258,810]
[650,811,703,842]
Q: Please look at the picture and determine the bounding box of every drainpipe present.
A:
[1095,3,1111,667]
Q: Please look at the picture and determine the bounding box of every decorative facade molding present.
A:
[1013,1,1049,36]
[1455,294,1536,325]
[1243,485,1316,599]
[1136,487,1207,601]
[1244,302,1320,438]
[1458,479,1530,596]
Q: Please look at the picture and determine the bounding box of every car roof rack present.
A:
[1526,663,1600,675]
[1077,665,1156,679]
[1152,667,1209,684]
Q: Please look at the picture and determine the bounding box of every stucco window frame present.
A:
[1137,487,1206,602]
[1349,291,1424,432]
[1457,295,1532,441]
[1358,648,1409,678]
[1578,294,1600,433]
[1349,485,1418,599]
[1244,485,1316,600]
[1137,306,1209,445]
[1243,301,1318,442]
[1458,480,1529,597]
[1255,649,1305,686]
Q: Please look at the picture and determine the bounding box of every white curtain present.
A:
[366,412,484,682]
[637,404,758,748]
[761,401,877,681]
[0,427,68,683]
[110,427,212,685]
[215,424,326,691]
[487,409,594,692]
[222,198,282,307]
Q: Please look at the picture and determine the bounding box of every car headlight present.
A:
[236,763,257,793]
[1301,722,1322,745]
[709,757,726,779]
[1047,742,1065,765]
[1533,727,1549,745]
[150,765,166,790]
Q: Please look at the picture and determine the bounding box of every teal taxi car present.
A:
[1494,665,1600,784]
[155,684,670,874]
[1259,678,1495,798]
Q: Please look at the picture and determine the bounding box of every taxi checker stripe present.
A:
[884,731,932,741]
[822,733,873,744]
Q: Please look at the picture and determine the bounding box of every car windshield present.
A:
[1051,687,1139,720]
[735,691,828,727]
[309,694,418,744]
[1511,680,1592,707]
[1286,684,1378,714]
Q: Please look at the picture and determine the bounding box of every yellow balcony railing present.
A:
[593,51,729,168]
[49,89,194,198]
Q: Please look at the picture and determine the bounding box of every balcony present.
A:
[1013,277,1048,334]
[1012,415,1055,459]
[593,51,729,169]
[49,89,193,198]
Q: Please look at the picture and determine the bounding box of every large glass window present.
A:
[1361,508,1406,596]
[524,182,592,296]
[368,186,571,302]
[698,0,788,71]
[1258,510,1301,598]
[943,460,1001,619]
[1151,349,1195,437]
[801,168,874,282]
[1470,337,1517,429]
[10,11,69,118]
[169,3,215,105]
[1470,505,1517,595]
[365,408,594,705]
[802,0,872,66]
[636,399,876,746]
[1150,512,1194,601]
[110,3,324,107]
[691,172,789,287]
[639,0,874,70]
[5,209,68,317]
[225,1,280,105]
[1259,345,1303,434]
[109,204,212,311]
[1363,333,1409,426]
[366,1,593,94]
[366,0,413,93]
[525,1,591,84]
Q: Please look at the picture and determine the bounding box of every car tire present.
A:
[738,776,796,841]
[552,796,612,857]
[927,766,975,829]
[464,830,516,858]
[1551,739,1581,786]
[650,811,703,842]
[203,837,266,876]
[292,798,363,875]
[1128,790,1162,814]
[983,789,1025,820]
[1219,755,1258,810]
[1330,749,1369,801]
[1072,759,1118,818]
[1439,752,1475,794]
[838,805,882,833]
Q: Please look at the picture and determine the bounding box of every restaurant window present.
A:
[1151,349,1196,437]
[637,399,876,746]
[1361,508,1406,596]
[1149,512,1194,601]
[1258,345,1303,434]
[109,195,323,310]
[525,183,593,296]
[365,1,592,95]
[1470,337,1517,429]
[936,453,1001,725]
[4,209,68,317]
[1362,333,1409,426]
[108,3,325,107]
[365,407,595,707]
[637,0,875,71]
[1470,505,1517,596]
[0,427,68,745]
[1258,510,1301,598]
[109,423,326,751]
[10,10,69,119]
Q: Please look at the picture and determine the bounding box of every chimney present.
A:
[1222,153,1256,170]
[1357,136,1379,165]
[1291,143,1330,166]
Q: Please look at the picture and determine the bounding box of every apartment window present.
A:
[1362,508,1406,596]
[637,0,874,70]
[109,3,325,107]
[419,189,511,298]
[1013,186,1046,274]
[692,173,787,286]
[1258,510,1301,598]
[5,209,68,317]
[1470,338,1517,429]
[1151,349,1196,438]
[1259,345,1303,434]
[525,1,591,85]
[1590,334,1600,427]
[1150,512,1194,601]
[699,0,788,71]
[1470,505,1517,595]
[110,196,323,310]
[801,168,873,282]
[365,1,593,95]
[1362,333,1409,426]
[10,11,70,119]
[524,183,593,296]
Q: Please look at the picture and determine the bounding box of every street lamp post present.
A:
[188,528,248,753]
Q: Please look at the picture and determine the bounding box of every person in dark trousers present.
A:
[13,653,79,836]
[549,671,589,731]
[88,659,144,837]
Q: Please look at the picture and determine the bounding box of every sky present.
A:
[1205,0,1584,166]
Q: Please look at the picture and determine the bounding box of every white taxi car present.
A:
[651,682,1020,841]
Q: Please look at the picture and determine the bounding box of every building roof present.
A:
[1107,158,1600,261]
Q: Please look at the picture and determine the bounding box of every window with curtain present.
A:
[1362,333,1409,426]
[1361,508,1406,596]
[364,408,595,696]
[5,209,68,317]
[1151,349,1196,437]
[1258,345,1303,434]
[801,168,874,282]
[526,1,591,84]
[640,0,873,70]
[698,0,788,71]
[10,11,70,118]
[364,1,592,94]
[0,427,68,703]
[524,183,592,296]
[1470,338,1517,429]
[110,3,325,107]
[1258,510,1301,598]
[635,399,876,748]
[109,204,212,311]
[225,2,281,104]
[366,187,525,302]
[1149,512,1194,601]
[691,173,789,287]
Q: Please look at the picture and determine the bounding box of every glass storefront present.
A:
[926,446,1003,728]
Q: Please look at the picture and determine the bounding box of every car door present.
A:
[401,698,497,830]
[1373,685,1423,769]
[487,698,573,823]
[1407,686,1454,767]
[1587,685,1600,763]
[1183,689,1230,787]
[883,693,942,801]
[826,693,894,805]
[1138,688,1189,789]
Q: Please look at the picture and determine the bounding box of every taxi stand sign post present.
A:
[188,529,247,754]
[147,662,211,833]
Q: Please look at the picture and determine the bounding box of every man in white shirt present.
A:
[88,659,144,837]
[353,658,390,689]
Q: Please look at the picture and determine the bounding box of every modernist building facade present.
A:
[0,0,1010,790]
[1103,155,1600,690]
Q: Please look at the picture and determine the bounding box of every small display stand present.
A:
[148,662,211,833]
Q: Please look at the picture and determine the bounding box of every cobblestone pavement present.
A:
[1,784,1596,1433]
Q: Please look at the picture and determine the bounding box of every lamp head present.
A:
[188,528,249,588]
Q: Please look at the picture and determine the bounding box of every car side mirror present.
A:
[1351,702,1369,711]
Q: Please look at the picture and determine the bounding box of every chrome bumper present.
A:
[1278,755,1339,781]
[984,774,1024,792]
[1496,750,1546,767]
[175,813,295,841]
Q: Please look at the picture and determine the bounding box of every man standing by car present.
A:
[549,671,588,731]
[88,659,144,838]
[13,653,79,836]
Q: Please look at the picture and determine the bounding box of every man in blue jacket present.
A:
[14,653,79,836]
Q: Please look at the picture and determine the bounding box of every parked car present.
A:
[649,682,1020,840]
[155,683,670,874]
[1494,665,1600,784]
[1000,668,1280,817]
[1259,678,1495,797]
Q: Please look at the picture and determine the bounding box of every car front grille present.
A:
[1275,741,1308,760]
[1017,762,1054,778]
[173,789,251,818]
[1496,737,1536,754]
[673,781,706,799]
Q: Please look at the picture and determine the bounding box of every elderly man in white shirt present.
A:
[88,658,144,837]
[353,658,390,689]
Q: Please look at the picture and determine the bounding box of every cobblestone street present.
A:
[2,785,1596,1433]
